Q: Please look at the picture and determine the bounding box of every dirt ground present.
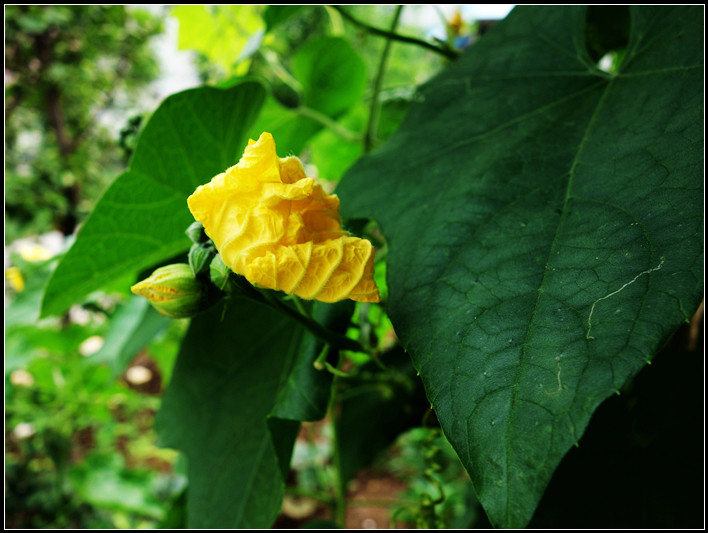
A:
[274,467,412,529]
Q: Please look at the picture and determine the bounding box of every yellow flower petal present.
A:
[187,132,380,303]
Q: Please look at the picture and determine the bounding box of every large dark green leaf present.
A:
[155,297,343,529]
[41,81,266,317]
[269,300,352,422]
[529,323,704,528]
[337,6,703,528]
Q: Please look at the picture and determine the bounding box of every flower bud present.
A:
[209,254,232,291]
[185,221,208,245]
[189,242,216,277]
[131,264,219,318]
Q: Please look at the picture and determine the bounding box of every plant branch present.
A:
[253,288,368,354]
[331,5,459,60]
[296,106,361,143]
[365,5,403,153]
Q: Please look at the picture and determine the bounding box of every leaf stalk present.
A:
[364,5,403,153]
[331,5,459,60]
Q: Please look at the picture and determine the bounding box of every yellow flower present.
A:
[5,267,25,293]
[187,132,380,303]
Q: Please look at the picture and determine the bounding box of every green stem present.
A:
[258,49,303,93]
[313,343,330,370]
[290,294,312,320]
[331,5,459,60]
[297,106,361,143]
[365,5,403,153]
[314,343,355,377]
[227,275,367,353]
[260,290,368,354]
[322,360,352,378]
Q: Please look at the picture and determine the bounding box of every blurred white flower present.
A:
[79,335,104,356]
[125,365,153,385]
[14,422,36,440]
[69,305,92,326]
[10,369,34,387]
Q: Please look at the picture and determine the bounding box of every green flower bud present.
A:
[185,221,208,245]
[131,264,219,318]
[209,253,232,291]
[189,242,216,277]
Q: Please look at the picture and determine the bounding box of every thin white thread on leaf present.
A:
[586,258,665,340]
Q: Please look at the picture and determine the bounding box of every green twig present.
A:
[262,291,368,354]
[331,5,459,60]
[322,360,352,378]
[313,343,331,370]
[259,49,303,93]
[296,106,361,143]
[290,294,312,320]
[231,278,368,354]
[314,343,355,377]
[364,5,403,153]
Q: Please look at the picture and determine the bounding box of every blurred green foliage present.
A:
[5,253,187,528]
[4,5,163,240]
[5,8,176,526]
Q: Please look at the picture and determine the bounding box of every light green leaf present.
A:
[91,296,170,375]
[172,5,265,73]
[309,98,410,182]
[292,36,367,119]
[307,104,367,182]
[249,36,367,157]
[41,81,266,317]
[337,6,703,528]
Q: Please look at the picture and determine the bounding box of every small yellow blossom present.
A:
[5,267,25,293]
[187,132,380,303]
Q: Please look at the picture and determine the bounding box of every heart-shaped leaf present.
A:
[155,297,347,529]
[337,5,703,527]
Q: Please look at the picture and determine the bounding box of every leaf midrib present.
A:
[502,75,615,525]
